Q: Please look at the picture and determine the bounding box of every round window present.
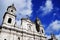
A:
[11,10,13,12]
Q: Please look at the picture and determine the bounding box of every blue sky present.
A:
[0,0,60,40]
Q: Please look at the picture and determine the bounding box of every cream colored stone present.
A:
[0,4,47,40]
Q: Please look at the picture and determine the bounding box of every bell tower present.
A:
[2,4,16,27]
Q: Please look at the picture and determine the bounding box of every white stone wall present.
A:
[0,28,11,40]
[0,28,22,40]
[22,33,34,40]
[7,8,16,15]
[20,19,47,40]
[2,14,15,27]
[0,26,47,40]
[21,19,38,33]
[1,18,47,40]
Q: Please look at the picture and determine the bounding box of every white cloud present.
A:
[56,34,60,40]
[1,0,32,16]
[46,34,60,40]
[49,20,60,30]
[40,0,53,15]
[45,0,53,11]
[14,0,32,26]
[45,20,60,35]
[14,0,32,16]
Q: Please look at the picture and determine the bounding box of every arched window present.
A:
[42,30,44,33]
[18,37,20,40]
[40,38,42,40]
[11,10,13,12]
[4,39,6,40]
[8,18,12,23]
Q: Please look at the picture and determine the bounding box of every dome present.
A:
[7,4,16,11]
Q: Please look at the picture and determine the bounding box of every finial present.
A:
[36,17,40,22]
[7,3,16,11]
[12,4,14,7]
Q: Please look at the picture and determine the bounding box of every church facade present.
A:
[0,4,57,40]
